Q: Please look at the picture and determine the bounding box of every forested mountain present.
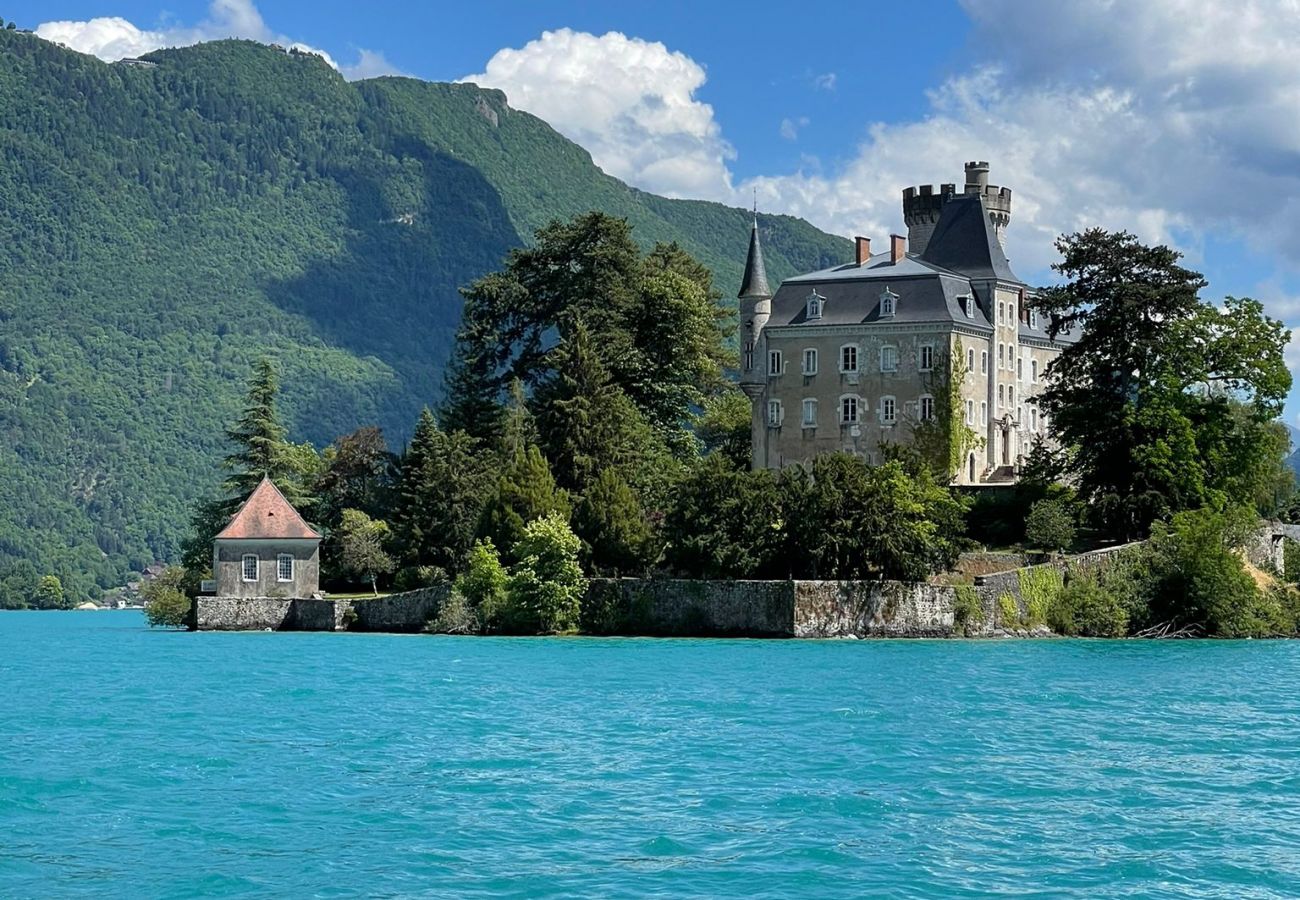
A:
[0,32,849,599]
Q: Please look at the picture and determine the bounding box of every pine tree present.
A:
[478,445,570,560]
[223,358,288,499]
[533,320,649,494]
[394,409,492,574]
[574,468,653,575]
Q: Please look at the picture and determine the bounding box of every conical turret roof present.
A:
[738,217,771,299]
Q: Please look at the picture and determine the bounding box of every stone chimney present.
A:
[855,236,872,266]
[890,234,906,263]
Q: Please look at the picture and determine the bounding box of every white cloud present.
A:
[779,117,809,141]
[461,29,734,200]
[736,0,1300,280]
[813,72,837,91]
[34,0,396,80]
[342,49,406,81]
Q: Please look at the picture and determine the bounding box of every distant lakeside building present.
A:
[738,161,1075,485]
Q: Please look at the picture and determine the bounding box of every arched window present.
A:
[806,290,825,320]
[966,399,974,424]
[919,394,935,421]
[840,395,860,424]
[998,384,1005,407]
[801,348,818,376]
[879,287,898,318]
[840,344,859,373]
[767,399,783,427]
[969,453,977,482]
[967,347,975,372]
[980,401,988,425]
[981,351,988,374]
[919,344,934,372]
[880,345,898,372]
[880,395,897,425]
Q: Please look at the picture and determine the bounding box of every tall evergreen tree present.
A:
[478,445,570,561]
[573,468,654,575]
[533,320,653,494]
[394,409,492,575]
[223,358,290,500]
[1032,230,1291,537]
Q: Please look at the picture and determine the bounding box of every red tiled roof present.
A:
[214,477,321,540]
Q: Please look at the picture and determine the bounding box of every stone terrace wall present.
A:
[192,597,341,631]
[973,541,1143,611]
[793,581,957,637]
[345,587,449,633]
[583,579,795,636]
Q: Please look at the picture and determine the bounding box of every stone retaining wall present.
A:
[792,581,957,637]
[192,597,339,631]
[345,587,448,633]
[582,579,794,636]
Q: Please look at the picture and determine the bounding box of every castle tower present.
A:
[737,217,772,469]
[737,216,771,388]
[902,161,1013,252]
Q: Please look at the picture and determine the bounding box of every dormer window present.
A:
[962,294,975,318]
[1029,309,1039,330]
[806,290,825,320]
[879,287,898,318]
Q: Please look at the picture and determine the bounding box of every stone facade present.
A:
[739,161,1072,484]
[213,539,320,599]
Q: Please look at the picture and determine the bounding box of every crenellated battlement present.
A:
[902,162,1012,252]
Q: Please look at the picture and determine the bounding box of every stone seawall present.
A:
[792,581,957,638]
[192,597,342,631]
[346,587,448,633]
[582,579,795,636]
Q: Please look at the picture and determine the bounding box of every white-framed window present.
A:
[880,345,898,372]
[998,384,1005,407]
[980,351,988,374]
[840,395,860,424]
[880,395,897,425]
[998,343,1005,369]
[919,344,934,372]
[767,399,783,427]
[998,301,1004,325]
[963,294,975,318]
[1017,355,1023,379]
[981,401,988,426]
[1031,359,1038,383]
[277,553,294,582]
[1017,405,1025,424]
[768,349,783,376]
[879,287,898,317]
[840,344,859,373]
[1030,408,1038,432]
[919,394,935,422]
[1009,302,1016,323]
[743,342,754,372]
[1009,386,1015,405]
[802,348,818,376]
[1029,309,1039,330]
[967,347,975,372]
[806,290,825,320]
[966,399,974,425]
[241,554,258,582]
[802,398,818,427]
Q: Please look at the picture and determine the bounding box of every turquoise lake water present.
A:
[3,612,1300,898]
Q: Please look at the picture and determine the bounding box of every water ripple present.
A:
[2,614,1299,897]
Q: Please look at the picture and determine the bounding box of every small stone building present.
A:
[209,477,321,599]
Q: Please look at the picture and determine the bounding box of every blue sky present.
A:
[15,0,1300,425]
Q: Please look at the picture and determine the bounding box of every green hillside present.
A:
[0,34,850,599]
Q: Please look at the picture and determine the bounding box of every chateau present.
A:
[738,162,1074,485]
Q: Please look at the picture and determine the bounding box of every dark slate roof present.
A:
[737,218,771,298]
[770,252,989,328]
[920,194,1021,283]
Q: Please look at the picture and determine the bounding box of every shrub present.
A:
[1047,575,1128,637]
[1019,566,1063,627]
[952,583,985,636]
[1284,538,1300,585]
[507,513,586,634]
[1147,506,1264,636]
[1025,499,1076,553]
[996,592,1020,629]
[427,589,480,635]
[456,540,508,631]
[142,567,192,628]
